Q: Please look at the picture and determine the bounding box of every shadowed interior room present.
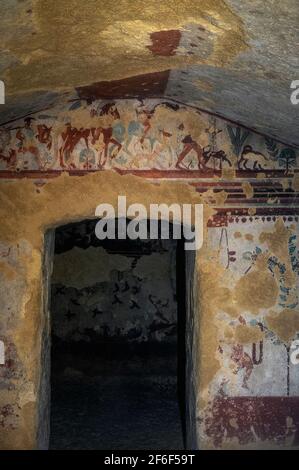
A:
[49,220,187,450]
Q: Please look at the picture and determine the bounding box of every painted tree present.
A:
[278,148,297,173]
[227,125,250,156]
[265,137,297,174]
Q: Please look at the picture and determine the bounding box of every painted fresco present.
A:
[208,219,299,398]
[0,98,299,449]
[0,99,297,176]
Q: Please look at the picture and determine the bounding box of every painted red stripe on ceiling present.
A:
[76,70,170,102]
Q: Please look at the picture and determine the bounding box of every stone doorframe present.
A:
[37,224,198,450]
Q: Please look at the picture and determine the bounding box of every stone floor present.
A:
[49,374,184,450]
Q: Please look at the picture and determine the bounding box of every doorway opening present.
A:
[46,218,195,450]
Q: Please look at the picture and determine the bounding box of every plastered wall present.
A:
[0,98,298,449]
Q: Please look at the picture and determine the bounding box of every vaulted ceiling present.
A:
[1,0,298,146]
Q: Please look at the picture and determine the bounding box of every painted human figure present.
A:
[36,124,52,150]
[16,117,40,170]
[136,108,152,145]
[91,103,124,168]
[231,344,253,389]
[127,107,153,168]
[59,123,90,169]
[151,129,175,169]
[175,124,208,171]
[0,148,17,170]
[16,117,35,149]
[0,129,16,170]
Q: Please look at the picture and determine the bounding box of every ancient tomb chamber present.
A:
[0,98,298,449]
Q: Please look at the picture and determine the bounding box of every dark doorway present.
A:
[49,219,187,449]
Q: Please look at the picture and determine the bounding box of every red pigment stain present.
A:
[76,70,170,102]
[204,397,299,447]
[147,30,181,56]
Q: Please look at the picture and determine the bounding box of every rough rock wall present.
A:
[1,0,298,146]
[37,229,54,449]
[0,98,298,449]
[185,249,198,449]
